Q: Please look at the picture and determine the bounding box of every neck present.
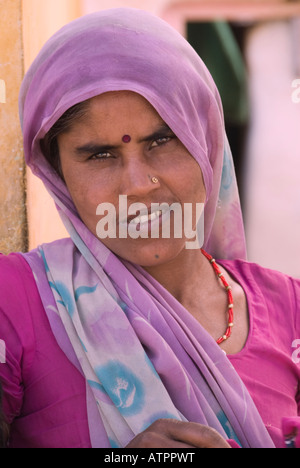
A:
[143,247,214,305]
[143,247,249,355]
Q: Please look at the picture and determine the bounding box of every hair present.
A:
[40,100,90,179]
[0,384,9,448]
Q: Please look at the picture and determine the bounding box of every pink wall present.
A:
[22,0,81,248]
[244,20,300,277]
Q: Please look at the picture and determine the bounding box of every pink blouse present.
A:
[0,252,299,448]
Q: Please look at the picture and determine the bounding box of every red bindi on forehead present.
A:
[122,135,131,143]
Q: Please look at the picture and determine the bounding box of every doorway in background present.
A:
[187,21,249,207]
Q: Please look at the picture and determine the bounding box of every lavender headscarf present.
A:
[19,8,274,448]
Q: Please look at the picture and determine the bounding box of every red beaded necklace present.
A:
[201,249,234,345]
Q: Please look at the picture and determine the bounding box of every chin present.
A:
[110,238,187,267]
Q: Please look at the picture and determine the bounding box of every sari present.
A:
[19,8,274,448]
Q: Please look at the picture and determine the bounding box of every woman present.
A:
[0,8,299,448]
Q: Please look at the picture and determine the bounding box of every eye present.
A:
[150,136,174,149]
[89,152,113,161]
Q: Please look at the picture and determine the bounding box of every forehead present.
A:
[88,91,161,122]
[63,91,166,142]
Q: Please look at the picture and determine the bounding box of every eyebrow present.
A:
[74,123,174,155]
[74,143,116,155]
[137,124,174,143]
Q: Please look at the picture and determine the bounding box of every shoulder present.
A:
[220,258,299,288]
[220,258,300,331]
[0,251,32,275]
[0,249,50,341]
[0,239,74,314]
[0,253,40,421]
[0,252,36,306]
[0,252,41,340]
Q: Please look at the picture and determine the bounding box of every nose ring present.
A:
[151,176,159,184]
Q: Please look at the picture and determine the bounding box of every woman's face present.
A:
[58,91,206,266]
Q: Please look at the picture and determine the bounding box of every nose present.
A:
[119,158,160,200]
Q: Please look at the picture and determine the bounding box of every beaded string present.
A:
[201,249,234,345]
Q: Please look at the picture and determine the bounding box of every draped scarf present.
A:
[19,8,274,448]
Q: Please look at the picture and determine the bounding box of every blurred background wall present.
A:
[0,0,300,276]
[0,0,27,253]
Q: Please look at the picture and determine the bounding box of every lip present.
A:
[130,209,163,225]
[118,202,174,226]
[117,202,175,238]
[127,206,171,237]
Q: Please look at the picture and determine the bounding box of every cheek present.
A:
[185,158,206,198]
[167,154,205,201]
[64,168,115,222]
